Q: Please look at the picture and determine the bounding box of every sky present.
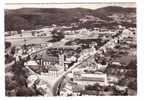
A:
[5,2,136,10]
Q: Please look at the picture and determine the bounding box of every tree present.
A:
[5,41,11,49]
[10,46,16,55]
[50,29,65,42]
[128,79,137,90]
[5,15,34,31]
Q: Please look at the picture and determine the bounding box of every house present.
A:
[24,60,43,74]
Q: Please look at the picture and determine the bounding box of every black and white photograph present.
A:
[4,1,137,97]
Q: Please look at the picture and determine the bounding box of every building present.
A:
[38,45,80,67]
[73,72,108,86]
[24,60,43,74]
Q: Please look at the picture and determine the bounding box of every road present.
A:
[5,36,52,46]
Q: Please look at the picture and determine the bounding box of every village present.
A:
[5,23,137,96]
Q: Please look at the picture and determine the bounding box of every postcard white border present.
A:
[1,0,145,100]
